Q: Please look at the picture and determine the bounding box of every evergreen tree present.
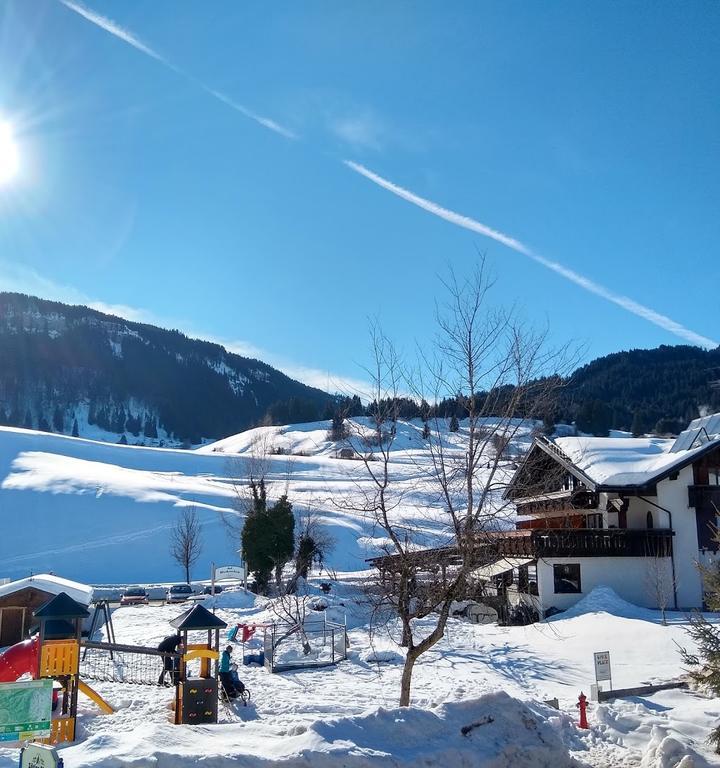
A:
[38,415,51,432]
[126,411,141,436]
[631,411,645,437]
[112,407,126,434]
[24,410,33,429]
[52,406,64,433]
[143,414,158,439]
[449,414,460,432]
[241,480,295,593]
[681,538,720,752]
[328,411,347,441]
[72,418,79,437]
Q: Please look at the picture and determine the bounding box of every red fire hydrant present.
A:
[576,691,589,729]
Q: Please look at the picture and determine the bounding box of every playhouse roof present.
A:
[0,574,93,606]
[170,603,227,631]
[35,591,90,619]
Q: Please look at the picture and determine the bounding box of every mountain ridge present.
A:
[0,292,334,444]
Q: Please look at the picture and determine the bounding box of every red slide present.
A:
[0,636,40,682]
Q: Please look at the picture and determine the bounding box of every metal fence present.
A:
[262,619,347,673]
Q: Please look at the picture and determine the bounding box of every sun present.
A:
[0,121,20,185]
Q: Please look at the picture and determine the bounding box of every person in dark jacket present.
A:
[219,645,237,698]
[157,633,184,685]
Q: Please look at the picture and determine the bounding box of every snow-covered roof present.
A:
[554,433,719,487]
[0,574,93,605]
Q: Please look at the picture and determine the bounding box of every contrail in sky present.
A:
[59,0,297,140]
[345,161,717,349]
[59,0,715,349]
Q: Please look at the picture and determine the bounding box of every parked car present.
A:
[120,587,149,606]
[166,584,193,603]
[203,585,224,595]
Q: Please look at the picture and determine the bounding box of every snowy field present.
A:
[0,419,527,583]
[0,584,718,767]
[1,422,719,766]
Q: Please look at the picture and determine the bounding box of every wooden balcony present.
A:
[688,485,720,510]
[495,528,674,559]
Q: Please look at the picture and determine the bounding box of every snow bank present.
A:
[22,692,577,768]
[640,725,710,768]
[203,588,259,610]
[548,586,659,622]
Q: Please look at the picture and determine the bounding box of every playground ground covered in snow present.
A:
[0,581,718,768]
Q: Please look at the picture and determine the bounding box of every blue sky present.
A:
[0,1,717,393]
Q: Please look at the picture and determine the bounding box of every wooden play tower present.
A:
[170,604,227,725]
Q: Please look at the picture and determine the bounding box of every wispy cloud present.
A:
[345,160,718,350]
[59,0,296,140]
[330,112,386,151]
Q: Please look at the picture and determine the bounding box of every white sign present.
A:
[593,651,612,685]
[214,565,245,581]
[21,744,62,768]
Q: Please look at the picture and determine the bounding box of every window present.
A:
[586,513,604,529]
[646,510,654,529]
[553,564,581,594]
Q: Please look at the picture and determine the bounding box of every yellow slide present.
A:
[78,680,114,714]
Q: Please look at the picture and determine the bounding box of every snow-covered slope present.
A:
[0,419,534,583]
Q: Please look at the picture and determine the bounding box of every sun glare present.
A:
[0,121,20,185]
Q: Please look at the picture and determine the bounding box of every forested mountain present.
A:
[556,345,720,436]
[0,292,717,444]
[366,346,720,438]
[0,293,335,444]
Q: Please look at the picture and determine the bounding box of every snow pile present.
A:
[22,692,578,768]
[640,726,706,768]
[549,586,659,621]
[359,647,404,664]
[203,588,259,610]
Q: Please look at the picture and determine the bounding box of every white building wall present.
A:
[536,556,674,614]
[654,465,703,608]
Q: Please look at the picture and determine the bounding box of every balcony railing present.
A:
[495,528,674,559]
[688,485,720,510]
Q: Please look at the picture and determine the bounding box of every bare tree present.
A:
[343,262,572,706]
[170,506,203,584]
[645,553,676,625]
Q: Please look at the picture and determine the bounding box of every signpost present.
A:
[593,651,612,690]
[211,562,247,594]
[0,679,53,743]
[20,743,63,768]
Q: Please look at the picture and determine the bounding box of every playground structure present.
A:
[170,604,227,725]
[261,617,347,673]
[80,603,228,725]
[0,591,113,745]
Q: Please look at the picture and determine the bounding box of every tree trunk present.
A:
[185,563,190,584]
[399,650,418,707]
